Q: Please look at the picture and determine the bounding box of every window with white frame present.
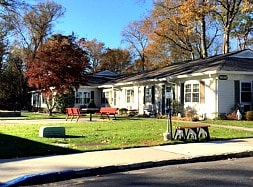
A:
[126,89,134,104]
[75,91,91,105]
[185,83,200,102]
[83,92,91,104]
[192,84,200,102]
[145,87,152,103]
[75,92,82,104]
[185,84,191,102]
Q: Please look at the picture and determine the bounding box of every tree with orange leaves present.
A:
[26,34,89,115]
[150,0,253,60]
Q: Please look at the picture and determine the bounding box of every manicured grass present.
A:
[0,114,253,159]
[204,119,253,128]
[0,111,66,120]
[21,111,66,119]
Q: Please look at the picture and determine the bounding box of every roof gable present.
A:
[230,49,253,59]
[93,70,119,77]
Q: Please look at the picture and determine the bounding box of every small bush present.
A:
[119,108,128,116]
[218,113,227,120]
[191,115,199,121]
[87,99,96,108]
[245,111,253,121]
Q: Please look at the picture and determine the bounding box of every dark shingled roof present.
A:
[82,70,120,86]
[104,49,253,85]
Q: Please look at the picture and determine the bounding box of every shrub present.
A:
[119,108,128,116]
[245,111,253,121]
[55,93,75,113]
[87,99,96,108]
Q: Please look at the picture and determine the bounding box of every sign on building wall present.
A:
[219,75,228,80]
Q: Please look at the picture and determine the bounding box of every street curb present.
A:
[2,151,253,187]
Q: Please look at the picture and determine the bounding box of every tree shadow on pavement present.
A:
[0,133,82,159]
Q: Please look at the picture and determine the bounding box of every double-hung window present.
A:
[241,82,252,102]
[192,84,200,102]
[145,87,152,103]
[75,91,91,105]
[185,83,200,103]
[83,92,91,104]
[75,92,83,104]
[126,89,134,104]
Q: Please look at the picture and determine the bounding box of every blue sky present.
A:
[53,0,153,48]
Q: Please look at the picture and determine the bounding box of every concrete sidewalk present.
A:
[1,138,253,187]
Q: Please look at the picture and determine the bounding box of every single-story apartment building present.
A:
[30,70,120,111]
[31,49,253,119]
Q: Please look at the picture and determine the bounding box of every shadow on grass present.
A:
[64,135,83,138]
[113,116,145,121]
[0,133,82,159]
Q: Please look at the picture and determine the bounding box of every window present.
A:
[145,87,152,103]
[75,91,91,105]
[241,82,252,102]
[75,92,82,104]
[126,89,134,104]
[184,83,199,103]
[83,92,91,104]
[32,94,38,105]
[192,84,200,102]
[185,84,191,102]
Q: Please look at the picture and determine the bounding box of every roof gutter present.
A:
[98,70,253,88]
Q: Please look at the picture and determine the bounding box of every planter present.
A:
[0,111,21,117]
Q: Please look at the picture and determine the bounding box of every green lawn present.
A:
[204,119,253,128]
[0,113,253,159]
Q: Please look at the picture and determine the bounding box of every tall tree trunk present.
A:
[141,53,145,72]
[223,26,230,54]
[200,15,207,58]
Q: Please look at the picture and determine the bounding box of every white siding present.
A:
[183,78,217,119]
[217,80,234,114]
[133,86,140,110]
[204,78,217,119]
[138,86,145,114]
[155,84,163,114]
[118,88,126,109]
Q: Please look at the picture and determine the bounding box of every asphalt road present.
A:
[30,156,253,187]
